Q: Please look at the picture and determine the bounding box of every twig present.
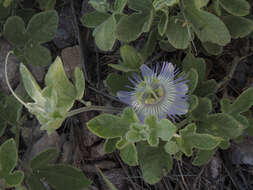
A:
[70,0,93,85]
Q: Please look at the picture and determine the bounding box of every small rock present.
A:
[27,65,46,83]
[82,126,100,147]
[25,131,62,161]
[230,136,253,165]
[95,160,118,170]
[53,6,76,49]
[61,45,82,78]
[0,39,19,93]
[90,142,106,159]
[101,169,128,190]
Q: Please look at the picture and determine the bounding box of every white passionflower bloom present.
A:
[117,62,188,121]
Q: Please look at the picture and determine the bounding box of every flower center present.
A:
[136,78,164,105]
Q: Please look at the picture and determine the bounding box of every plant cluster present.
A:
[0,0,252,189]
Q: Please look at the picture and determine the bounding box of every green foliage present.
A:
[109,45,143,72]
[137,141,173,184]
[0,139,24,187]
[20,57,85,134]
[4,10,58,66]
[219,0,250,16]
[27,149,91,190]
[192,149,216,166]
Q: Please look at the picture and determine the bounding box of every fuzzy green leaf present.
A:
[199,113,243,139]
[113,0,127,13]
[195,79,217,97]
[166,16,191,49]
[26,10,58,43]
[3,16,26,46]
[183,1,231,46]
[105,73,132,95]
[93,15,117,51]
[24,43,51,66]
[202,42,223,55]
[191,97,212,121]
[188,95,198,112]
[164,141,179,155]
[89,0,109,13]
[137,141,173,184]
[120,143,138,166]
[153,0,178,10]
[45,56,76,111]
[186,68,198,94]
[115,10,154,42]
[158,11,168,36]
[27,174,46,190]
[104,138,120,153]
[182,53,206,82]
[0,139,24,187]
[140,29,157,60]
[37,0,56,10]
[30,148,58,170]
[178,124,220,156]
[81,11,110,28]
[219,0,250,16]
[192,149,215,166]
[128,0,153,12]
[223,16,253,39]
[37,165,91,190]
[87,108,138,138]
[20,63,45,104]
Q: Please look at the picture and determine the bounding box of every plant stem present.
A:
[67,106,122,118]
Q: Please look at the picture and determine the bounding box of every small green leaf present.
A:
[137,141,173,184]
[37,165,91,190]
[166,16,191,49]
[128,0,153,12]
[89,0,109,13]
[104,138,120,153]
[158,11,168,36]
[227,88,253,115]
[202,42,223,55]
[153,0,178,11]
[178,124,220,156]
[182,53,206,82]
[195,79,217,97]
[188,95,198,112]
[45,57,76,111]
[113,0,127,13]
[105,73,132,95]
[219,0,250,16]
[120,143,138,166]
[30,148,58,170]
[37,0,56,10]
[199,113,243,139]
[140,29,157,61]
[191,97,212,121]
[223,16,253,39]
[164,141,179,155]
[126,123,150,143]
[119,45,143,70]
[81,11,110,28]
[20,63,45,104]
[3,16,26,46]
[24,43,51,66]
[93,15,117,51]
[27,174,46,190]
[26,10,58,43]
[115,10,154,42]
[74,67,85,100]
[183,1,231,46]
[192,149,215,166]
[0,139,24,187]
[87,108,138,138]
[186,68,198,94]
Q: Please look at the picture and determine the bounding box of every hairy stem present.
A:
[67,106,122,117]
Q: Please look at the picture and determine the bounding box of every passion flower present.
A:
[117,62,188,121]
